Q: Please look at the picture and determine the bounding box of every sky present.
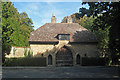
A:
[13,2,89,30]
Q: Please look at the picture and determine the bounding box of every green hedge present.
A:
[3,57,46,66]
[81,57,109,66]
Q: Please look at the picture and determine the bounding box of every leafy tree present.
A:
[0,2,2,65]
[79,2,120,64]
[2,2,34,62]
[2,2,16,61]
[79,15,96,31]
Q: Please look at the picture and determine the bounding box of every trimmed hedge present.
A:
[3,57,46,66]
[81,57,109,66]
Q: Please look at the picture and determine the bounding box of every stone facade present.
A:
[30,41,99,66]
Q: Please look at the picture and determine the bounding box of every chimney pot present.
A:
[51,14,56,23]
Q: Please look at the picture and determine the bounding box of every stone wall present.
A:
[5,46,30,58]
[30,44,55,57]
[69,44,99,57]
[30,43,98,57]
[30,41,99,66]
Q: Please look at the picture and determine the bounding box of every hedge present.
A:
[81,57,109,66]
[3,57,46,66]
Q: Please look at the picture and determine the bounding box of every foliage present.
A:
[3,57,46,66]
[24,48,28,57]
[79,15,96,31]
[13,47,16,56]
[81,57,108,66]
[2,2,34,61]
[79,2,120,64]
[24,48,33,57]
[0,2,2,59]
[27,50,33,57]
[79,15,110,57]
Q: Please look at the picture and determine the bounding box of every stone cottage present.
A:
[28,14,98,66]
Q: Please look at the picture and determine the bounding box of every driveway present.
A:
[2,66,120,78]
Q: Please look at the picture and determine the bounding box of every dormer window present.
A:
[58,34,70,40]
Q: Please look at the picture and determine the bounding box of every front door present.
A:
[56,46,73,66]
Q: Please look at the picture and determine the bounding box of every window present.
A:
[58,34,70,40]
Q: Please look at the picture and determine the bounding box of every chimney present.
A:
[66,16,72,23]
[51,14,56,23]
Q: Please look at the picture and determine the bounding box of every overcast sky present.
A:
[13,2,89,30]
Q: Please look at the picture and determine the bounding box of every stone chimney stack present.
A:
[51,14,56,23]
[66,16,72,23]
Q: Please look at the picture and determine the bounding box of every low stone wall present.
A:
[5,46,30,58]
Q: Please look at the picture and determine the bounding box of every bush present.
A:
[3,57,46,66]
[81,57,109,66]
[24,48,28,57]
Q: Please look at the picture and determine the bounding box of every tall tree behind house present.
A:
[79,2,120,64]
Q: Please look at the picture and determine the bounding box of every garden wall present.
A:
[5,46,30,58]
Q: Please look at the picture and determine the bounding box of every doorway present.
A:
[76,54,80,65]
[56,46,73,66]
[48,54,52,65]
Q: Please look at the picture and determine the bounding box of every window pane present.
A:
[58,34,70,40]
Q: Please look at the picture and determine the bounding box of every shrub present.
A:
[27,50,33,57]
[13,48,16,56]
[3,57,46,66]
[24,49,33,57]
[24,48,28,57]
[81,57,108,66]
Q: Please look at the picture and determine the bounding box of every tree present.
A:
[2,2,34,62]
[79,2,120,64]
[0,2,2,64]
[79,15,96,31]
